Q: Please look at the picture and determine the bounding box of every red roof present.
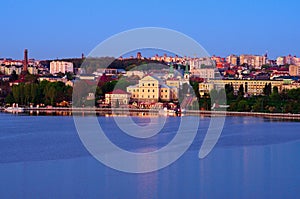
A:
[107,89,130,95]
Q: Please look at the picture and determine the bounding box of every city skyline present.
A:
[1,0,299,60]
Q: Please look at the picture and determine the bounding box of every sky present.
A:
[1,0,299,60]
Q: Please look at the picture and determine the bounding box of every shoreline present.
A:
[1,107,300,120]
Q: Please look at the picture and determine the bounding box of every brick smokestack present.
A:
[23,49,28,71]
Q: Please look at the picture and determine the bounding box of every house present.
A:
[105,89,131,107]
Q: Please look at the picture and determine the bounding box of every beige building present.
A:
[200,79,284,96]
[50,61,74,74]
[105,89,131,106]
[239,55,267,69]
[28,66,38,75]
[226,55,239,66]
[289,65,300,76]
[190,68,216,79]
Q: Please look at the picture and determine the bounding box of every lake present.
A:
[0,112,300,198]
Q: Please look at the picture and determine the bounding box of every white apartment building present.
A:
[50,61,74,74]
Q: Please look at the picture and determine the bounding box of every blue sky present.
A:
[1,0,299,60]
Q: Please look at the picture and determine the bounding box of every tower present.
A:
[137,52,142,59]
[168,63,174,78]
[184,63,190,80]
[23,49,28,72]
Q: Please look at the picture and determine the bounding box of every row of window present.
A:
[132,95,169,98]
[142,83,156,86]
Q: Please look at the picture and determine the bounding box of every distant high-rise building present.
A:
[23,49,28,71]
[239,54,267,69]
[50,61,74,74]
[226,55,239,66]
[289,65,300,76]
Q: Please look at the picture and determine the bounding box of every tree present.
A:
[11,70,18,81]
[237,100,250,112]
[4,93,15,105]
[238,84,244,97]
[66,72,74,81]
[263,83,272,96]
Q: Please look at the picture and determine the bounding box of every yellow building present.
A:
[127,75,178,103]
[138,75,160,102]
[127,85,139,99]
[282,82,300,90]
[199,82,214,97]
[200,79,284,96]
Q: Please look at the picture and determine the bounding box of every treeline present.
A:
[225,83,300,113]
[81,57,167,73]
[193,83,300,113]
[5,81,72,106]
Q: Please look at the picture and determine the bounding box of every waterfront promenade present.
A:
[1,106,300,120]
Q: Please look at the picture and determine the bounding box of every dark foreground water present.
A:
[0,113,300,199]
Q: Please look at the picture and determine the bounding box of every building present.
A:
[28,66,38,75]
[289,65,300,76]
[50,61,74,74]
[226,55,240,66]
[138,75,160,102]
[126,75,178,103]
[190,68,216,79]
[105,89,131,107]
[277,55,300,66]
[199,82,214,97]
[281,82,300,90]
[4,65,22,75]
[239,54,267,69]
[200,79,283,96]
[187,57,214,69]
[276,57,285,66]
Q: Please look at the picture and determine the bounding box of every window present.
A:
[153,89,155,92]
[148,95,150,98]
[148,83,150,86]
[165,95,167,98]
[152,83,155,86]
[148,89,150,92]
[165,90,167,92]
[153,95,155,98]
[142,89,144,92]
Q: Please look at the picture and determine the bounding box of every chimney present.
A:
[23,49,28,71]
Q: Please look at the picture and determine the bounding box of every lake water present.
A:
[0,113,300,198]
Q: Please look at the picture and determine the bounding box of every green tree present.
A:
[263,83,272,96]
[237,100,250,112]
[11,70,18,81]
[5,93,15,105]
[238,84,244,97]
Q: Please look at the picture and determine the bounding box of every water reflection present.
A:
[0,114,300,198]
